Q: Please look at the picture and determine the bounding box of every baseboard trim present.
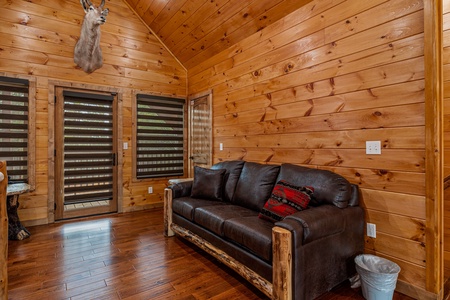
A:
[396,280,440,300]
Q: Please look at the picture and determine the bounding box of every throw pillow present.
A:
[191,166,226,201]
[259,180,314,223]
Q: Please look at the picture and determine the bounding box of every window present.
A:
[0,76,33,184]
[135,94,185,179]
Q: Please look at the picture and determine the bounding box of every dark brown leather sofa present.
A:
[164,161,364,300]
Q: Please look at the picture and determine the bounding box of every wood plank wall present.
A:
[188,0,428,296]
[0,0,187,224]
[443,0,450,285]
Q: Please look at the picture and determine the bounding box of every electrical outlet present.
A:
[367,223,376,238]
[148,186,153,194]
[219,143,223,151]
[366,141,381,155]
[123,142,128,150]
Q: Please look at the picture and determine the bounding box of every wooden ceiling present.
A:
[124,0,313,70]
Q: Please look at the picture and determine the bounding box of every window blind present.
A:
[0,77,29,183]
[136,94,185,179]
[62,91,115,204]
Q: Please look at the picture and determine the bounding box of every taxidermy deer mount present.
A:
[74,0,109,73]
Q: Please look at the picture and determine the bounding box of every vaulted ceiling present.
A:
[124,0,313,70]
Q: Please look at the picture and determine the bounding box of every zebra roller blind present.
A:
[136,94,185,179]
[62,91,115,204]
[0,77,29,183]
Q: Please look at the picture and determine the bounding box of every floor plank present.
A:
[7,208,413,299]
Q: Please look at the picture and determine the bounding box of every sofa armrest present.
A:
[275,205,364,299]
[275,205,345,245]
[164,180,193,237]
[169,180,193,198]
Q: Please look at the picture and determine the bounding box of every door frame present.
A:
[424,0,444,297]
[48,81,123,223]
[188,90,213,178]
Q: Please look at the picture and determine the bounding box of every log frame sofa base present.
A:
[164,188,292,299]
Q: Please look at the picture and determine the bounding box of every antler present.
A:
[80,0,105,10]
[80,0,86,11]
[80,0,89,12]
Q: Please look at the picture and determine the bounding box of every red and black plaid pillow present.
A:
[258,180,314,223]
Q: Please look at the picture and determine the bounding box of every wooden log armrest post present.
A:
[163,188,174,237]
[171,223,273,298]
[272,226,293,300]
[0,161,8,300]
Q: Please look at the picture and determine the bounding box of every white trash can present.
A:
[355,254,401,300]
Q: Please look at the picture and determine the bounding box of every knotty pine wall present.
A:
[0,0,187,224]
[188,0,428,296]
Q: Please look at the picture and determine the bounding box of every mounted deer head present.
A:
[74,0,109,73]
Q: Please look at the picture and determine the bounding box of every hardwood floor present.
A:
[7,209,413,299]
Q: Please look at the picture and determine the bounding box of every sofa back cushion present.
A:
[211,160,245,202]
[348,184,360,206]
[232,162,280,211]
[277,163,353,208]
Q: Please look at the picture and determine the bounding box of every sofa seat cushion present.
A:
[223,216,274,262]
[194,205,258,237]
[172,197,226,221]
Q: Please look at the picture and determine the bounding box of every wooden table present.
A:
[7,183,31,240]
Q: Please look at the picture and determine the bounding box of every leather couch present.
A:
[164,161,364,299]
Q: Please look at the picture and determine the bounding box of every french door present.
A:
[188,91,212,177]
[54,88,118,220]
